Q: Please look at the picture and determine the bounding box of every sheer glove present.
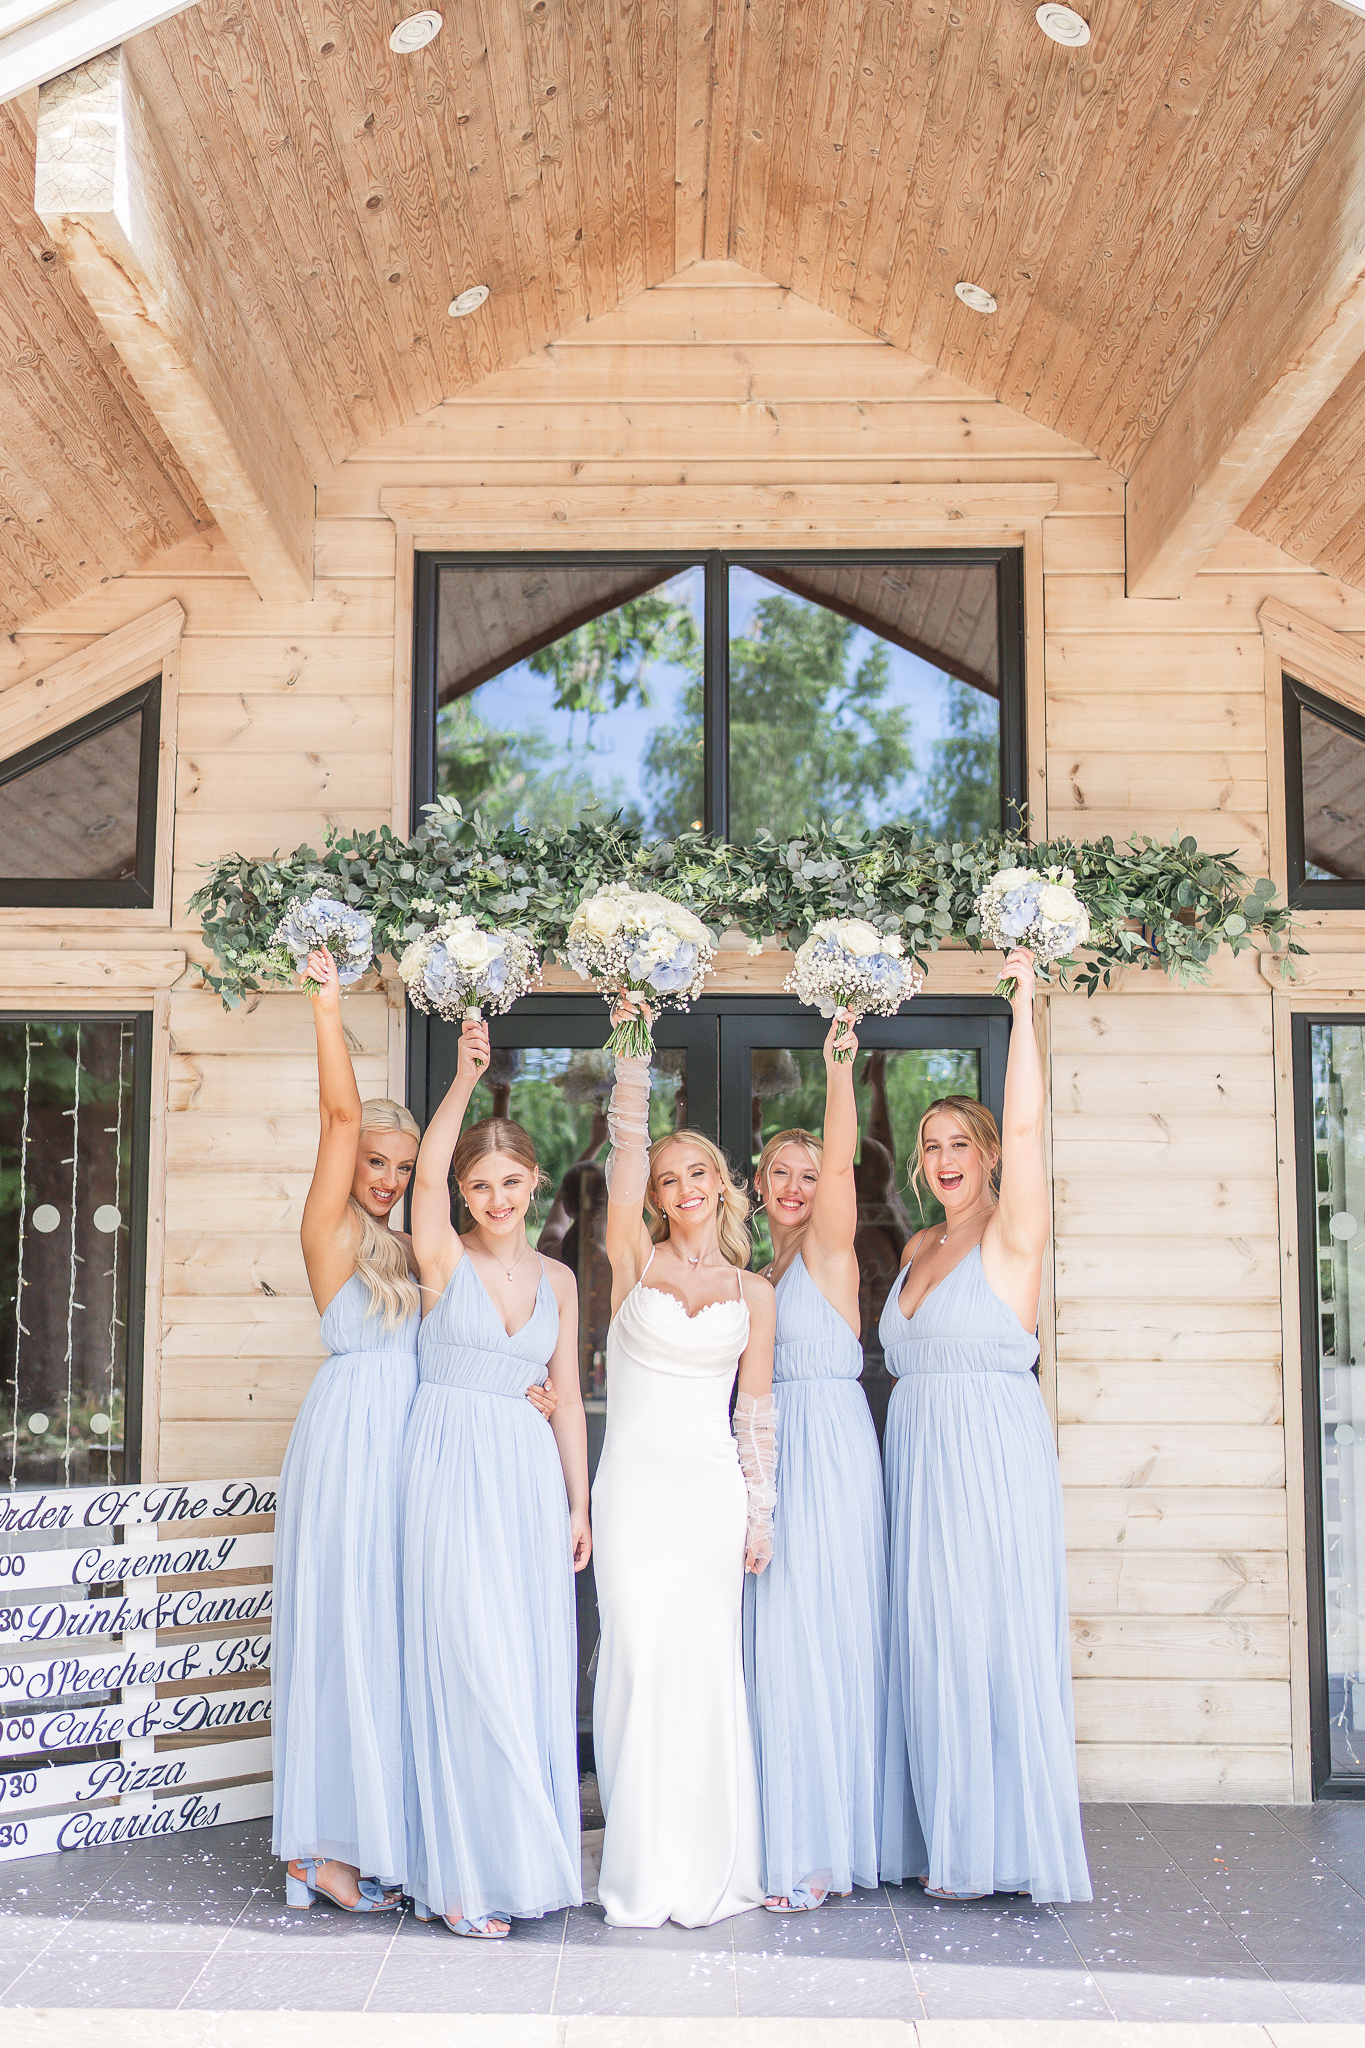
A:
[604,1054,652,1207]
[734,1390,778,1569]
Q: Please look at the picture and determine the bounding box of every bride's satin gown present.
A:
[591,1251,765,1927]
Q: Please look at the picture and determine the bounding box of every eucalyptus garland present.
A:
[187,798,1301,1009]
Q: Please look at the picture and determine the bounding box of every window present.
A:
[415,551,1025,839]
[1,1014,152,1487]
[1296,1017,1365,1793]
[0,678,162,908]
[1283,672,1365,909]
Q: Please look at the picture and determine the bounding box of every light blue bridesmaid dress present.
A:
[879,1245,1091,1904]
[401,1255,582,1923]
[272,1273,418,1887]
[743,1254,888,1899]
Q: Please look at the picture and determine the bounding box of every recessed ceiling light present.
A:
[1035,4,1091,45]
[390,11,443,53]
[448,285,490,317]
[954,280,997,315]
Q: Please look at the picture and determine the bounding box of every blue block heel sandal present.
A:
[765,1870,836,1913]
[286,1860,402,1912]
[412,1899,511,1938]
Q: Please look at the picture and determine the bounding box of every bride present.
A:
[591,1005,777,1928]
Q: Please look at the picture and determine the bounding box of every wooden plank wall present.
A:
[8,264,1365,1800]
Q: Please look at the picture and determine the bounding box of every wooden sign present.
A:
[0,1585,274,1646]
[0,1781,275,1864]
[1,1475,277,1865]
[0,1629,272,1706]
[0,1682,271,1763]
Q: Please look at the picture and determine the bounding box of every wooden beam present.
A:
[34,47,313,603]
[0,0,201,104]
[1126,58,1365,599]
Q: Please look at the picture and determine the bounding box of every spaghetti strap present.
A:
[640,1245,657,1281]
[735,1262,744,1301]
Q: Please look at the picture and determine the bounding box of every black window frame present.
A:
[0,677,163,909]
[1,1008,154,1484]
[1282,671,1365,910]
[412,548,1027,840]
[1292,1009,1365,1799]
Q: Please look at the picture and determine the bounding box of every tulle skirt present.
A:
[271,1347,417,1884]
[881,1369,1090,1903]
[401,1382,582,1921]
[743,1379,888,1896]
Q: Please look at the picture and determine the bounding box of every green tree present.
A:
[919,677,1002,840]
[435,697,640,832]
[437,593,700,829]
[644,594,917,840]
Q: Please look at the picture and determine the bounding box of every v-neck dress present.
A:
[742,1253,888,1898]
[272,1272,418,1887]
[591,1252,764,1928]
[879,1245,1090,1904]
[400,1255,582,1923]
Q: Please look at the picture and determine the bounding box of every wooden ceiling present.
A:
[2,0,1365,629]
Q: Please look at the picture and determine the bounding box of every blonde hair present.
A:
[350,1099,421,1326]
[646,1130,752,1269]
[910,1095,1001,1212]
[755,1126,824,1203]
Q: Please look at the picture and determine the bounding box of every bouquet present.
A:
[975,864,1090,999]
[398,914,539,1021]
[271,893,375,992]
[566,883,715,1059]
[784,918,924,1060]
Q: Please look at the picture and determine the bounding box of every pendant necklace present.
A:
[484,1237,529,1283]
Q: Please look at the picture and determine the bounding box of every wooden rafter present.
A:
[34,45,314,603]
[1125,59,1365,600]
[0,0,201,103]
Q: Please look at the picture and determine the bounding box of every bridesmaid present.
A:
[880,947,1090,1904]
[274,945,419,1912]
[745,1010,888,1911]
[403,1016,591,1937]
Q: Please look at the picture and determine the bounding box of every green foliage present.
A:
[528,593,700,722]
[189,801,1302,1009]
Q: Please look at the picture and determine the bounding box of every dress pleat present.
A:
[743,1255,887,1897]
[401,1257,581,1923]
[271,1274,417,1886]
[879,1246,1090,1905]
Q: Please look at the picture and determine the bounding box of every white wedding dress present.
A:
[590,1248,765,1927]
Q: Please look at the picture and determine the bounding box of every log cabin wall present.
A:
[6,265,1365,1804]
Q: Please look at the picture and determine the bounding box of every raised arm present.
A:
[735,1274,777,1576]
[804,1011,860,1269]
[299,948,366,1312]
[542,1261,592,1571]
[411,1016,489,1297]
[603,999,655,1307]
[983,947,1049,1317]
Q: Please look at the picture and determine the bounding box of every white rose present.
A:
[841,919,882,957]
[992,867,1033,892]
[1038,884,1081,924]
[582,894,624,940]
[882,932,904,957]
[449,928,494,971]
[664,902,707,944]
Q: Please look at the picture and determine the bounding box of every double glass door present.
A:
[411,995,1008,1735]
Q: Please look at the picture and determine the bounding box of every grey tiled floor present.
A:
[1,1802,1364,2019]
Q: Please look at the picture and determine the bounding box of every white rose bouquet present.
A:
[784,918,924,1060]
[566,882,715,1059]
[975,864,1091,999]
[398,914,539,1021]
[271,892,375,992]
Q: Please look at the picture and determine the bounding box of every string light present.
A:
[7,1026,32,1487]
[61,1023,82,1479]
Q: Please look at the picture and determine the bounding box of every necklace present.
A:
[480,1235,530,1283]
